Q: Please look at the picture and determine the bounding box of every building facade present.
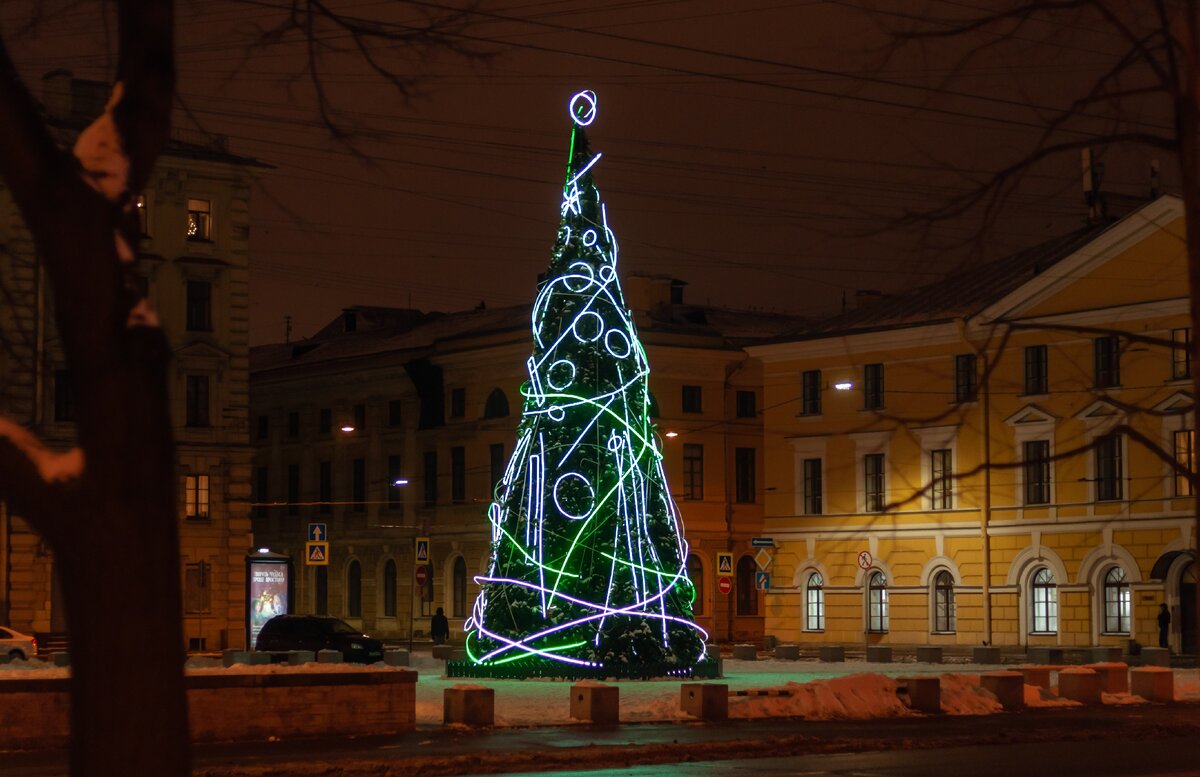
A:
[0,72,262,650]
[250,277,799,644]
[751,196,1197,654]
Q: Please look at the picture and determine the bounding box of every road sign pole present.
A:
[408,560,416,653]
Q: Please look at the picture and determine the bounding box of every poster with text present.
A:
[248,561,288,648]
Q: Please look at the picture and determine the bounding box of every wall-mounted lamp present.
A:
[833,381,854,391]
[340,424,355,433]
[665,431,679,438]
[393,478,409,486]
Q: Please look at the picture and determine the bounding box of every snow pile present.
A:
[938,673,1002,715]
[1175,669,1200,702]
[1025,684,1078,708]
[1102,693,1148,706]
[732,674,909,720]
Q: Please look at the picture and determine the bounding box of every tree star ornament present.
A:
[462,90,710,679]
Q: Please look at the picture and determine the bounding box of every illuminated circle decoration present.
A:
[465,89,708,680]
[552,473,595,520]
[568,90,598,126]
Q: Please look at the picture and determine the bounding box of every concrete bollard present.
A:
[444,685,495,726]
[1089,662,1128,694]
[287,650,316,666]
[680,683,728,721]
[819,645,845,662]
[866,645,892,663]
[898,676,941,713]
[51,652,70,668]
[570,682,619,724]
[731,644,758,661]
[774,644,800,661]
[1027,647,1064,665]
[1090,646,1122,663]
[432,644,455,660]
[916,646,943,664]
[973,646,1002,665]
[248,652,272,665]
[1021,666,1052,689]
[316,649,343,664]
[981,671,1024,710]
[384,649,410,667]
[1130,667,1174,702]
[1139,647,1170,667]
[222,650,250,667]
[1058,668,1102,704]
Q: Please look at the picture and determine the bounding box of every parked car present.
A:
[0,627,36,661]
[254,615,383,663]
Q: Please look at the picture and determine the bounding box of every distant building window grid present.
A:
[735,447,755,504]
[930,448,953,510]
[682,443,704,500]
[1094,433,1123,501]
[682,385,703,413]
[736,390,757,418]
[863,363,884,410]
[186,197,211,240]
[1172,328,1192,380]
[805,572,824,631]
[1094,335,1121,388]
[864,452,885,512]
[867,571,888,633]
[954,353,977,402]
[1174,429,1195,497]
[1103,566,1131,634]
[1031,567,1058,633]
[1024,345,1048,395]
[803,458,822,515]
[184,474,210,519]
[801,370,822,415]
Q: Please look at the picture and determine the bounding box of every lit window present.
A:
[184,474,210,519]
[1030,567,1057,633]
[186,198,211,240]
[806,572,824,631]
[868,571,888,632]
[1103,566,1131,634]
[1172,328,1192,380]
[933,570,955,633]
[1174,429,1195,497]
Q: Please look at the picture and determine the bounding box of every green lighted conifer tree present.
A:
[462,91,708,678]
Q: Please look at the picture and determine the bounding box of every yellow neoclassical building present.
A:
[750,195,1196,654]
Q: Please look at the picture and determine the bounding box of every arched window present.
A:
[315,566,328,615]
[805,572,824,631]
[483,388,509,419]
[736,556,758,616]
[1031,567,1057,633]
[452,556,468,618]
[687,555,704,615]
[868,571,888,632]
[382,559,397,617]
[1103,566,1131,634]
[346,560,362,618]
[933,570,956,633]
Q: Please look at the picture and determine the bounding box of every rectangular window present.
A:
[1173,328,1192,380]
[735,447,755,504]
[353,403,366,430]
[185,375,210,427]
[388,399,402,427]
[387,455,403,508]
[186,198,211,240]
[287,411,299,438]
[184,474,210,519]
[863,364,884,410]
[801,370,822,415]
[954,354,977,402]
[1023,440,1051,505]
[54,369,77,423]
[254,466,268,519]
[351,458,366,511]
[930,448,952,510]
[423,451,438,508]
[451,446,466,503]
[185,280,212,332]
[803,458,822,515]
[1024,345,1048,395]
[318,408,331,435]
[864,452,885,512]
[1174,429,1195,497]
[682,443,704,500]
[1095,434,1123,501]
[682,385,702,413]
[1094,336,1121,388]
[183,562,211,614]
[490,443,505,495]
[286,464,299,516]
[318,461,331,514]
[736,390,756,418]
[450,388,466,419]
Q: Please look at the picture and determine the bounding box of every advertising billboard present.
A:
[248,561,289,648]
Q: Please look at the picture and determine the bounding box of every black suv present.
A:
[255,615,384,663]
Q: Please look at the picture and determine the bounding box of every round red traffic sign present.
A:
[415,565,429,585]
[857,551,873,570]
[718,576,733,595]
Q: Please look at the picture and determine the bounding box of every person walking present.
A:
[431,606,450,645]
[1158,603,1171,650]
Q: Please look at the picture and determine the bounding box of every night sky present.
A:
[4,1,1176,344]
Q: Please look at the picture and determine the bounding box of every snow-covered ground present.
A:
[3,654,1197,727]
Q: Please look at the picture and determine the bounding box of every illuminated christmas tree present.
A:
[460,91,710,678]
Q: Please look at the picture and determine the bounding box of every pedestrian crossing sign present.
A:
[305,541,329,566]
[415,536,430,563]
[717,552,733,575]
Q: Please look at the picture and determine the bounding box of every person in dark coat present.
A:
[431,606,450,645]
[1158,603,1171,650]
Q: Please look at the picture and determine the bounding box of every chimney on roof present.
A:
[855,289,884,309]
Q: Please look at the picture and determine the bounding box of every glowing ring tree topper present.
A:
[463,90,707,678]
